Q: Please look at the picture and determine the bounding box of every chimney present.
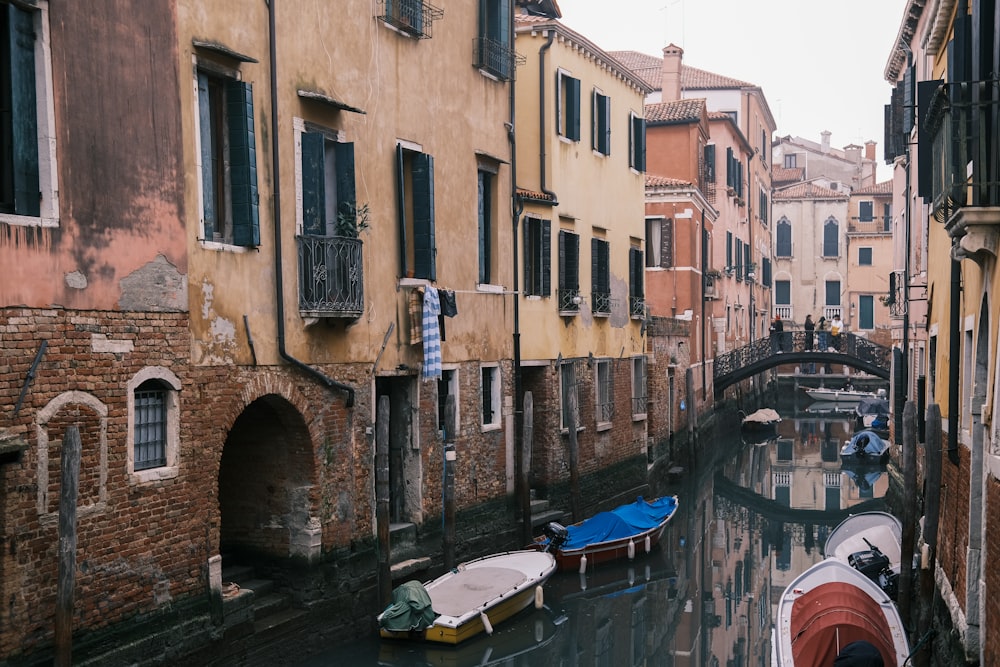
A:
[661,44,683,102]
[864,140,877,162]
[820,130,831,154]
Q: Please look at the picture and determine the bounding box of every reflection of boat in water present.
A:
[534,496,679,572]
[805,387,885,404]
[377,605,564,666]
[840,430,890,464]
[825,511,903,599]
[774,559,909,666]
[545,548,677,603]
[377,550,557,645]
[841,468,884,493]
[803,401,855,415]
[855,396,890,434]
[741,407,781,428]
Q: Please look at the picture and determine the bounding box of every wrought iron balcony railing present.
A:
[558,288,580,314]
[630,297,645,319]
[376,0,443,39]
[473,37,524,81]
[297,235,364,319]
[591,290,611,315]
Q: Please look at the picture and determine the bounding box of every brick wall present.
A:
[936,444,971,612]
[986,475,1000,664]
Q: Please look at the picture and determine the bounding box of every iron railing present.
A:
[630,297,645,319]
[473,37,524,81]
[376,0,443,39]
[297,235,364,319]
[591,290,611,315]
[714,330,891,380]
[558,288,580,314]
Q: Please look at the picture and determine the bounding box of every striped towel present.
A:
[422,286,442,380]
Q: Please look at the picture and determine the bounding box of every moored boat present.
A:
[533,495,679,572]
[805,386,885,404]
[774,559,910,666]
[840,429,890,464]
[740,407,781,430]
[377,549,558,645]
[825,511,903,599]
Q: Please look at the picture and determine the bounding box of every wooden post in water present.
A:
[899,400,917,627]
[443,396,456,570]
[520,392,534,546]
[568,385,580,523]
[376,396,392,605]
[915,404,943,666]
[55,425,82,667]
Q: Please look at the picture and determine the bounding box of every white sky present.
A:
[557,0,910,182]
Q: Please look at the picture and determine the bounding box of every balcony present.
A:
[558,288,581,315]
[297,235,364,320]
[591,290,611,316]
[473,37,524,81]
[630,296,645,319]
[376,0,443,39]
[847,216,892,234]
[927,79,1000,259]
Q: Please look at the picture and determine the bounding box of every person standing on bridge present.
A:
[770,315,784,353]
[830,314,844,352]
[804,314,815,351]
[817,317,828,351]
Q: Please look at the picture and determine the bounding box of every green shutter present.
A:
[726,231,733,267]
[601,95,611,155]
[634,116,646,171]
[334,141,356,234]
[412,152,435,281]
[568,78,581,142]
[197,73,216,238]
[541,219,551,296]
[705,144,715,181]
[226,80,259,247]
[629,248,643,299]
[301,132,326,236]
[396,144,408,276]
[10,4,39,217]
[591,238,599,293]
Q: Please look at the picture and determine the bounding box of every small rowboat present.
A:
[377,550,557,645]
[825,511,904,599]
[840,429,890,464]
[533,495,679,573]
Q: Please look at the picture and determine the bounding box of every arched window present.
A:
[128,367,181,482]
[822,218,839,257]
[776,218,792,257]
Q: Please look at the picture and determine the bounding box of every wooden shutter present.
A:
[633,116,646,171]
[559,230,579,291]
[197,73,216,237]
[541,219,551,296]
[705,144,715,182]
[227,80,260,247]
[591,238,609,294]
[478,170,490,284]
[300,132,326,236]
[726,231,733,267]
[412,152,436,281]
[9,4,39,217]
[629,248,643,299]
[334,141,356,233]
[396,144,408,276]
[567,77,581,141]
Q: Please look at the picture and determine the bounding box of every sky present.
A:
[557,0,910,181]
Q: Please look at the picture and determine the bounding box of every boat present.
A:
[840,429,890,464]
[533,495,679,573]
[377,549,558,645]
[774,558,910,666]
[804,386,884,404]
[740,407,781,430]
[825,511,903,599]
[855,396,890,434]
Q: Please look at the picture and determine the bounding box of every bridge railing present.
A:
[714,330,892,379]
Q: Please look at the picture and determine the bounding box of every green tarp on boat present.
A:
[378,580,437,632]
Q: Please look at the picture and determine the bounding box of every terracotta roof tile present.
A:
[609,50,759,91]
[517,187,556,202]
[772,167,804,184]
[646,174,694,188]
[774,182,849,201]
[645,98,705,124]
[853,180,893,195]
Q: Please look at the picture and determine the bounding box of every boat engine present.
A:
[848,544,897,597]
[541,522,569,552]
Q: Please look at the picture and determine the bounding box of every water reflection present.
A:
[297,405,890,666]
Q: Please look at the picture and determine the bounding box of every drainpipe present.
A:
[267,0,355,407]
[947,247,960,463]
[538,31,558,203]
[700,207,706,394]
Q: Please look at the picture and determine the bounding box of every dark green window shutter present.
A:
[8,4,39,217]
[478,170,491,284]
[412,152,436,281]
[559,230,579,291]
[567,77,581,142]
[632,116,646,171]
[396,144,408,276]
[226,80,259,247]
[334,141,356,233]
[591,238,609,294]
[629,248,644,299]
[541,219,551,296]
[301,132,326,236]
[726,231,733,267]
[197,73,216,237]
[601,95,611,154]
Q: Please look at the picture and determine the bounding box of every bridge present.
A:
[713,330,892,397]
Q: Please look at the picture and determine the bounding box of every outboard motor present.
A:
[541,522,568,553]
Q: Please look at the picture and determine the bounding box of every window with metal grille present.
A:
[631,356,647,417]
[560,361,579,430]
[595,359,613,424]
[134,380,167,470]
[858,200,874,222]
[481,365,500,428]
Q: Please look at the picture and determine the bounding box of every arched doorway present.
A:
[218,395,315,563]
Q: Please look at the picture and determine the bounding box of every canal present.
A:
[286,398,895,666]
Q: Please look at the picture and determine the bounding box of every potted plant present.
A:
[335,202,370,238]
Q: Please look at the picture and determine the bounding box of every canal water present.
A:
[294,401,892,666]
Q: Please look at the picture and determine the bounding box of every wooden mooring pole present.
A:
[568,386,580,523]
[376,396,392,605]
[55,425,82,667]
[914,404,943,666]
[443,396,456,570]
[520,392,534,546]
[899,401,917,628]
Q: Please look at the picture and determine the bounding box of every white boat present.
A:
[825,511,903,598]
[377,550,557,645]
[774,559,910,666]
[804,387,883,404]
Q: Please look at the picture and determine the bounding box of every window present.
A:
[299,127,356,236]
[591,238,610,315]
[127,367,181,481]
[631,356,647,417]
[437,369,459,435]
[481,364,501,429]
[775,280,790,305]
[783,153,797,168]
[759,187,768,225]
[382,0,425,36]
[475,0,513,79]
[557,71,581,141]
[595,359,613,424]
[478,164,498,285]
[560,361,580,430]
[735,238,744,280]
[629,246,644,318]
[703,144,716,186]
[726,231,733,270]
[558,230,580,312]
[396,143,436,280]
[646,217,672,268]
[592,90,610,155]
[776,219,792,256]
[629,112,646,171]
[822,218,839,257]
[858,200,874,222]
[196,68,260,246]
[859,295,874,330]
[882,202,892,231]
[726,147,743,196]
[523,216,550,296]
[858,247,873,266]
[825,280,841,307]
[1,1,57,225]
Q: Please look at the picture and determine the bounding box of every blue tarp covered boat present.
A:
[533,495,679,572]
[840,430,890,464]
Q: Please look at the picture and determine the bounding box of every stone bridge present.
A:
[714,330,892,398]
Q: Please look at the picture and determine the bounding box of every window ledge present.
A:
[477,283,504,294]
[130,466,180,485]
[633,413,647,422]
[593,311,610,318]
[596,421,612,432]
[199,239,252,253]
[525,294,543,301]
[481,423,501,433]
[560,426,586,435]
[0,213,59,228]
